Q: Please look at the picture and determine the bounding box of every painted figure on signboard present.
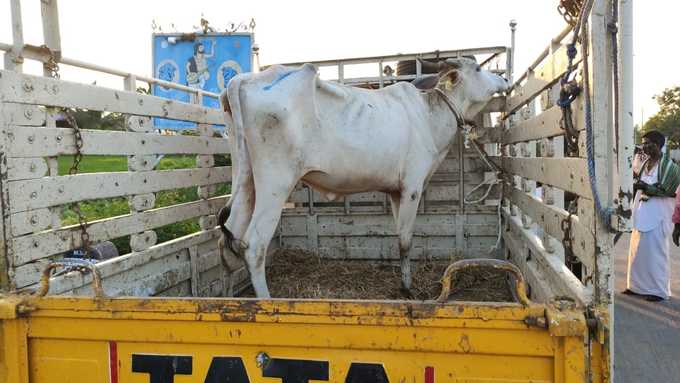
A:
[186,40,215,89]
[217,60,243,91]
[156,59,180,90]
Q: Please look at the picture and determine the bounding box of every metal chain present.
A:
[561,198,581,275]
[63,110,92,259]
[41,48,93,260]
[40,45,60,80]
[558,0,584,26]
[557,0,584,158]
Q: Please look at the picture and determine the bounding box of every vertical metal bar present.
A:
[337,62,344,84]
[505,20,517,224]
[0,101,12,290]
[40,0,62,77]
[508,20,517,84]
[189,245,200,297]
[33,0,64,285]
[41,0,62,49]
[458,134,465,212]
[617,0,633,231]
[5,0,24,71]
[542,137,556,253]
[124,74,136,92]
[10,0,24,50]
[378,60,384,88]
[44,108,60,231]
[125,75,158,255]
[511,143,520,217]
[590,0,614,304]
[306,214,319,251]
[589,1,615,378]
[519,104,536,230]
[307,185,314,215]
[520,140,535,230]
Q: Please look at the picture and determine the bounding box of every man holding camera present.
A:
[626,131,680,301]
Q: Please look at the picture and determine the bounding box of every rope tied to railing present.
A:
[557,39,582,156]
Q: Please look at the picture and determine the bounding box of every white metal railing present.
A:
[510,24,573,91]
[0,41,220,100]
[272,46,510,88]
[0,0,233,296]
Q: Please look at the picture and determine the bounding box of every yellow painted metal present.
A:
[0,317,30,383]
[589,304,611,383]
[0,295,605,383]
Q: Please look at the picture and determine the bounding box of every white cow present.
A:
[218,57,508,298]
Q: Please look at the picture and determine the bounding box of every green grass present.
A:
[57,154,197,175]
[58,155,127,175]
[59,154,229,256]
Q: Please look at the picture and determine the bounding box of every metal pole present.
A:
[508,20,517,84]
[617,0,633,231]
[40,0,62,53]
[4,0,24,71]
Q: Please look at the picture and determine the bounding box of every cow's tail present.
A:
[218,74,251,258]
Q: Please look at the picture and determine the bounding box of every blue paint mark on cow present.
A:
[263,70,298,91]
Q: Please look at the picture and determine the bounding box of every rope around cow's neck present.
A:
[433,87,468,129]
[432,87,504,254]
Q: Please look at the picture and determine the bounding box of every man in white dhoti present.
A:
[626,131,680,301]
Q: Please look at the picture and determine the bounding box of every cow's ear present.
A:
[447,70,460,86]
[412,74,440,91]
[220,89,232,115]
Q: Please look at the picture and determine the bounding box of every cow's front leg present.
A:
[396,187,424,297]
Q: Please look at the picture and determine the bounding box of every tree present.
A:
[70,109,124,131]
[642,86,680,149]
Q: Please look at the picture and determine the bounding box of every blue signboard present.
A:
[152,33,252,129]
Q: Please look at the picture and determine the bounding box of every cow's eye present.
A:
[476,66,481,72]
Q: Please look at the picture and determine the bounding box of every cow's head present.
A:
[413,57,509,121]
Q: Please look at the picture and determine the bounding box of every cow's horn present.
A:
[444,58,463,69]
[417,57,440,72]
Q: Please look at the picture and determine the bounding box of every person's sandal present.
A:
[644,295,664,302]
[622,289,641,296]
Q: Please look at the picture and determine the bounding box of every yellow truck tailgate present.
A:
[0,296,606,383]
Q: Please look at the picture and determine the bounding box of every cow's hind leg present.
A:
[396,187,424,297]
[217,170,255,295]
[242,177,296,298]
[223,169,256,255]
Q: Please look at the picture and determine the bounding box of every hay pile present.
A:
[240,249,515,302]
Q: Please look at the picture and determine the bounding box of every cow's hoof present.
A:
[400,287,414,299]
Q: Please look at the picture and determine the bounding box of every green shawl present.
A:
[641,154,680,197]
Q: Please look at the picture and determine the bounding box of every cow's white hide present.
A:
[219,58,509,298]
